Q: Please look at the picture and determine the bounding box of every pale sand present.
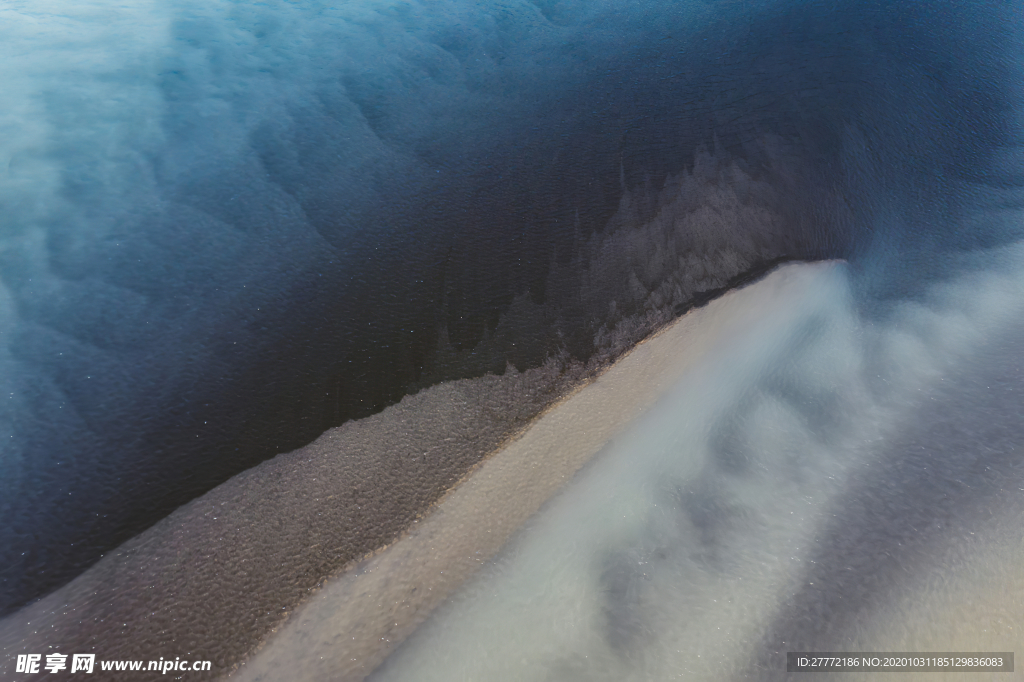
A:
[229,261,845,681]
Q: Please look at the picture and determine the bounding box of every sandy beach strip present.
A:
[228,261,842,681]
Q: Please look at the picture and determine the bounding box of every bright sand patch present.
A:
[229,261,847,681]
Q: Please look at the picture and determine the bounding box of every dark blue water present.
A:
[1,0,1021,618]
